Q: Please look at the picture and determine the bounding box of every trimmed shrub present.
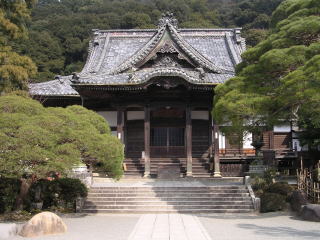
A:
[266,182,294,200]
[261,192,287,213]
[27,179,60,210]
[0,178,21,213]
[290,190,308,212]
[251,176,268,197]
[56,178,87,208]
[27,178,87,211]
[263,168,277,185]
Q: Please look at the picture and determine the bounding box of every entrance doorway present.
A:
[151,127,185,157]
[150,107,186,158]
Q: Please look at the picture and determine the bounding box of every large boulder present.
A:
[290,190,308,212]
[19,212,67,237]
[300,204,320,222]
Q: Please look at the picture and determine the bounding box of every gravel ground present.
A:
[1,212,319,240]
[199,212,320,240]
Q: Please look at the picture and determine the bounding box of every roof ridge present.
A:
[107,23,233,75]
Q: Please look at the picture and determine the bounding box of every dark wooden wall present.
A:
[192,120,210,158]
[126,120,144,158]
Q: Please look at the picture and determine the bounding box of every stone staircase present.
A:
[150,158,186,177]
[192,158,211,177]
[123,157,212,177]
[123,158,144,176]
[82,185,254,213]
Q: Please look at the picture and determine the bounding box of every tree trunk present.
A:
[15,178,32,210]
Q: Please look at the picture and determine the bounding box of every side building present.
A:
[29,14,298,177]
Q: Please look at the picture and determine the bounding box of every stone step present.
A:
[87,193,250,198]
[84,200,252,206]
[82,183,254,214]
[82,209,253,213]
[86,196,252,201]
[83,204,253,210]
[88,189,248,193]
[89,186,245,190]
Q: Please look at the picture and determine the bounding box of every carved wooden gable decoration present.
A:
[112,13,226,74]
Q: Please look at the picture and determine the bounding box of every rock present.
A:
[19,212,67,237]
[300,204,320,222]
[290,190,308,212]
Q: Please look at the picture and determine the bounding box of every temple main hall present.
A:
[30,14,296,178]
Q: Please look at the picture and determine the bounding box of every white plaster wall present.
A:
[191,111,209,120]
[274,124,291,132]
[243,132,253,149]
[292,132,308,151]
[97,111,117,127]
[219,132,226,149]
[292,138,309,151]
[127,111,144,120]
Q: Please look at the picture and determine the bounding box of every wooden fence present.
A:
[297,169,320,203]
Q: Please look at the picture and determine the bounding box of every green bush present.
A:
[261,192,287,213]
[266,182,294,200]
[263,168,277,185]
[27,178,87,211]
[251,176,268,197]
[27,179,60,210]
[0,178,21,213]
[56,178,87,208]
[313,168,320,182]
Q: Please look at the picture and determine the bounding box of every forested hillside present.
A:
[13,0,283,82]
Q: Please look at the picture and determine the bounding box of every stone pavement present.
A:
[199,212,320,240]
[128,214,211,240]
[2,212,320,240]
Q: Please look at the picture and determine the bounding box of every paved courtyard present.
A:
[1,212,319,240]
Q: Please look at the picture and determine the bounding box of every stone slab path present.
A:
[127,214,211,240]
[3,212,319,240]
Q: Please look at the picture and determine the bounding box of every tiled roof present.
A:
[76,68,234,85]
[29,16,245,96]
[80,28,245,77]
[29,76,79,96]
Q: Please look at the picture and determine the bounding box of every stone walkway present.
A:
[128,214,211,240]
[2,212,320,240]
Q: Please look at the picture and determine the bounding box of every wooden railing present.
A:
[297,169,320,203]
[219,148,255,156]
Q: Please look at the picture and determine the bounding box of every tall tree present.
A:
[0,0,37,93]
[213,0,320,147]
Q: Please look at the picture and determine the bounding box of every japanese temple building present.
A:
[29,14,298,178]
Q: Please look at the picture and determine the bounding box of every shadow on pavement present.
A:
[237,223,320,238]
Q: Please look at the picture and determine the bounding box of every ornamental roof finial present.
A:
[158,12,178,29]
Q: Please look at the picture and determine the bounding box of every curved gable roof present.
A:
[30,15,246,96]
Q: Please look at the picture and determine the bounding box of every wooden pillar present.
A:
[117,108,124,143]
[208,110,213,159]
[124,111,127,153]
[269,131,274,149]
[213,123,222,178]
[144,106,151,177]
[186,106,192,177]
[80,96,85,107]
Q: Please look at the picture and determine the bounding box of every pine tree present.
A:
[0,0,37,93]
[214,0,320,146]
